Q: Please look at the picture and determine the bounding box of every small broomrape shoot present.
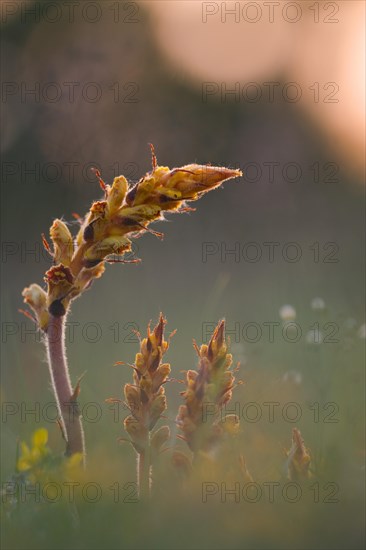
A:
[114,314,172,499]
[286,427,312,481]
[22,146,241,461]
[176,320,240,460]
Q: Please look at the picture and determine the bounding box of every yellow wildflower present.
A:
[17,428,50,472]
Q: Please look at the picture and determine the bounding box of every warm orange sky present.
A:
[145,0,365,178]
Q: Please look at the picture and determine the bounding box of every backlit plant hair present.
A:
[21,146,242,462]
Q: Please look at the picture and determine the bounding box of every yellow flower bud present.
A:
[83,236,131,267]
[165,165,242,199]
[112,204,162,233]
[126,176,159,207]
[49,219,74,266]
[107,176,128,214]
[135,352,145,372]
[22,284,49,330]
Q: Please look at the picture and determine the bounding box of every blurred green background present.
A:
[1,1,365,548]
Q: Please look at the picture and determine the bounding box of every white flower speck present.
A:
[311,297,325,311]
[279,305,296,321]
[283,370,302,385]
[306,329,323,344]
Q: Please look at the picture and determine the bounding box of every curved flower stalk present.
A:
[285,428,312,481]
[111,314,172,499]
[176,320,240,462]
[22,146,241,462]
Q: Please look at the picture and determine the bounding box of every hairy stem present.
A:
[45,314,85,462]
[138,436,151,500]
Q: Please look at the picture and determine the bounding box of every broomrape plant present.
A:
[116,317,313,498]
[21,146,242,463]
[176,320,241,460]
[113,317,243,498]
[19,147,313,504]
[110,314,173,499]
[285,427,312,481]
